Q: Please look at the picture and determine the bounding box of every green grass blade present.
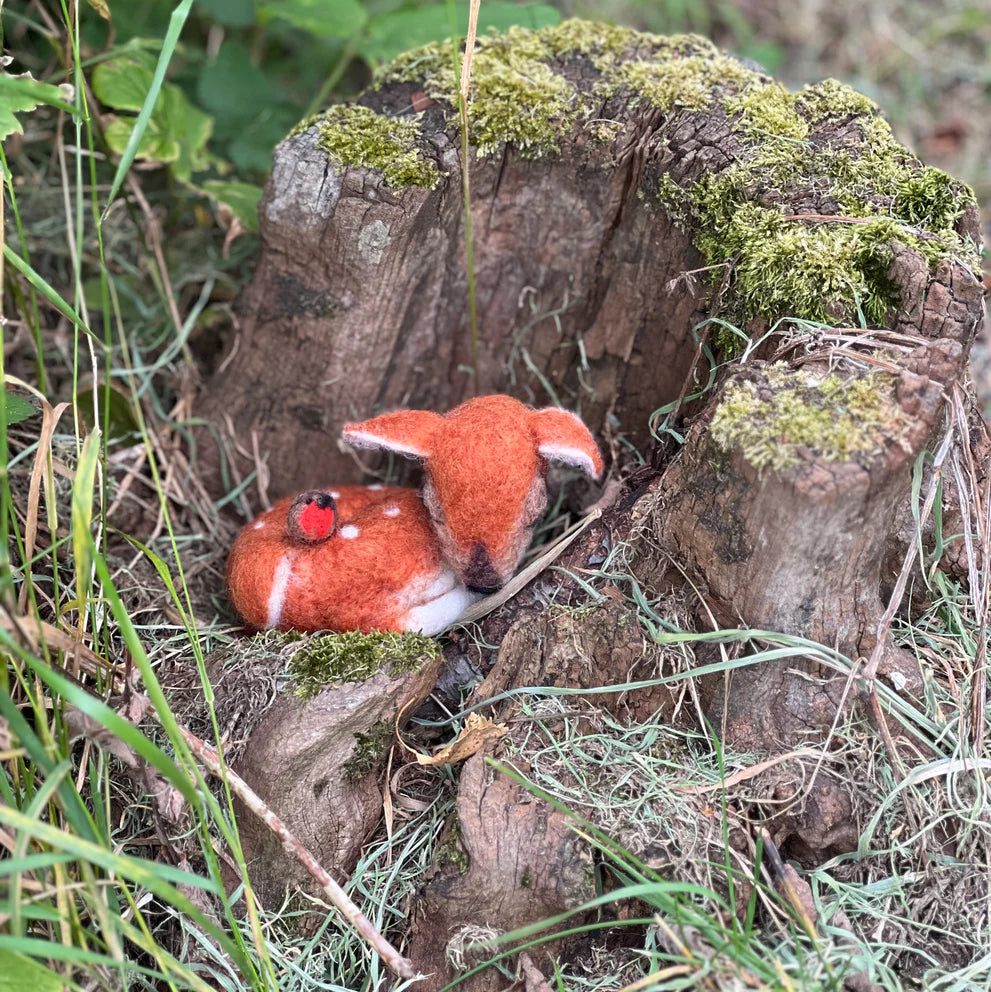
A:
[70,430,100,632]
[0,804,247,968]
[2,245,94,338]
[101,0,195,218]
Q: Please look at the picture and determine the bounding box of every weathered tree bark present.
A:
[161,634,442,906]
[193,19,988,984]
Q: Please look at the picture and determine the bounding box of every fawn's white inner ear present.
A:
[266,553,294,628]
[538,443,598,477]
[343,429,428,458]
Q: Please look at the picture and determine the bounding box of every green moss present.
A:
[293,105,439,189]
[697,207,920,328]
[344,720,394,782]
[709,367,911,473]
[297,19,977,334]
[725,84,808,140]
[378,22,750,158]
[794,78,878,120]
[668,73,979,337]
[436,818,469,874]
[289,630,439,699]
[614,52,755,113]
[539,19,644,60]
[893,166,967,228]
[382,26,578,158]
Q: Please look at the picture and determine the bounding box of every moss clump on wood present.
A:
[296,18,977,330]
[709,366,911,473]
[289,629,439,699]
[291,105,439,189]
[662,75,978,337]
[380,23,750,157]
[344,720,394,782]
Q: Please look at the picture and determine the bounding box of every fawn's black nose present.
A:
[464,542,503,593]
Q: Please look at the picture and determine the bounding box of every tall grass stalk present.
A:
[447,0,481,396]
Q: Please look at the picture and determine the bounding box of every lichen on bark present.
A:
[709,365,911,473]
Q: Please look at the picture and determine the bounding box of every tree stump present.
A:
[196,17,987,984]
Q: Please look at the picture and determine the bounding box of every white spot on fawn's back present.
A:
[330,490,340,499]
[266,554,294,628]
[253,520,265,530]
[340,524,360,539]
[368,484,384,491]
[383,505,400,517]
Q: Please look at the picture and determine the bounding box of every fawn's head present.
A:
[343,395,602,591]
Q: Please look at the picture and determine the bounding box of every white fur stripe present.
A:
[537,443,598,478]
[266,553,294,628]
[342,429,427,458]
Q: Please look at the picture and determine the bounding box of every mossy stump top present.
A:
[201,17,984,494]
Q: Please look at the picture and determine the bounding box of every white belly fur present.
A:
[402,583,482,636]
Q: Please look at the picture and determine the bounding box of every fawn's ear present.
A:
[342,409,444,459]
[530,407,603,479]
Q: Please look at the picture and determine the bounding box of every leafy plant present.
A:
[94,55,214,182]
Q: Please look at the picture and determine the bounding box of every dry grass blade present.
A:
[459,0,481,105]
[862,420,955,686]
[674,748,822,795]
[451,509,602,628]
[4,376,70,613]
[0,611,120,688]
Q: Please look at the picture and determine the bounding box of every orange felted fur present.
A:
[226,486,475,635]
[343,395,602,590]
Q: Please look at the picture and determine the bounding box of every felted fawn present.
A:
[343,394,602,591]
[226,486,478,635]
[226,395,601,634]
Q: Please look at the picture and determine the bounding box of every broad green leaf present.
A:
[96,58,213,181]
[92,57,155,113]
[76,386,141,444]
[2,389,37,427]
[257,0,366,39]
[201,180,263,231]
[0,950,63,992]
[360,2,561,65]
[0,73,76,140]
[197,0,256,28]
[227,106,298,172]
[195,41,277,120]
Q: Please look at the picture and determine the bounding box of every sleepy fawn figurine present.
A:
[226,395,602,635]
[225,486,479,636]
[343,394,603,591]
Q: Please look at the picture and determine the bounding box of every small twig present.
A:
[125,174,185,344]
[175,725,417,981]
